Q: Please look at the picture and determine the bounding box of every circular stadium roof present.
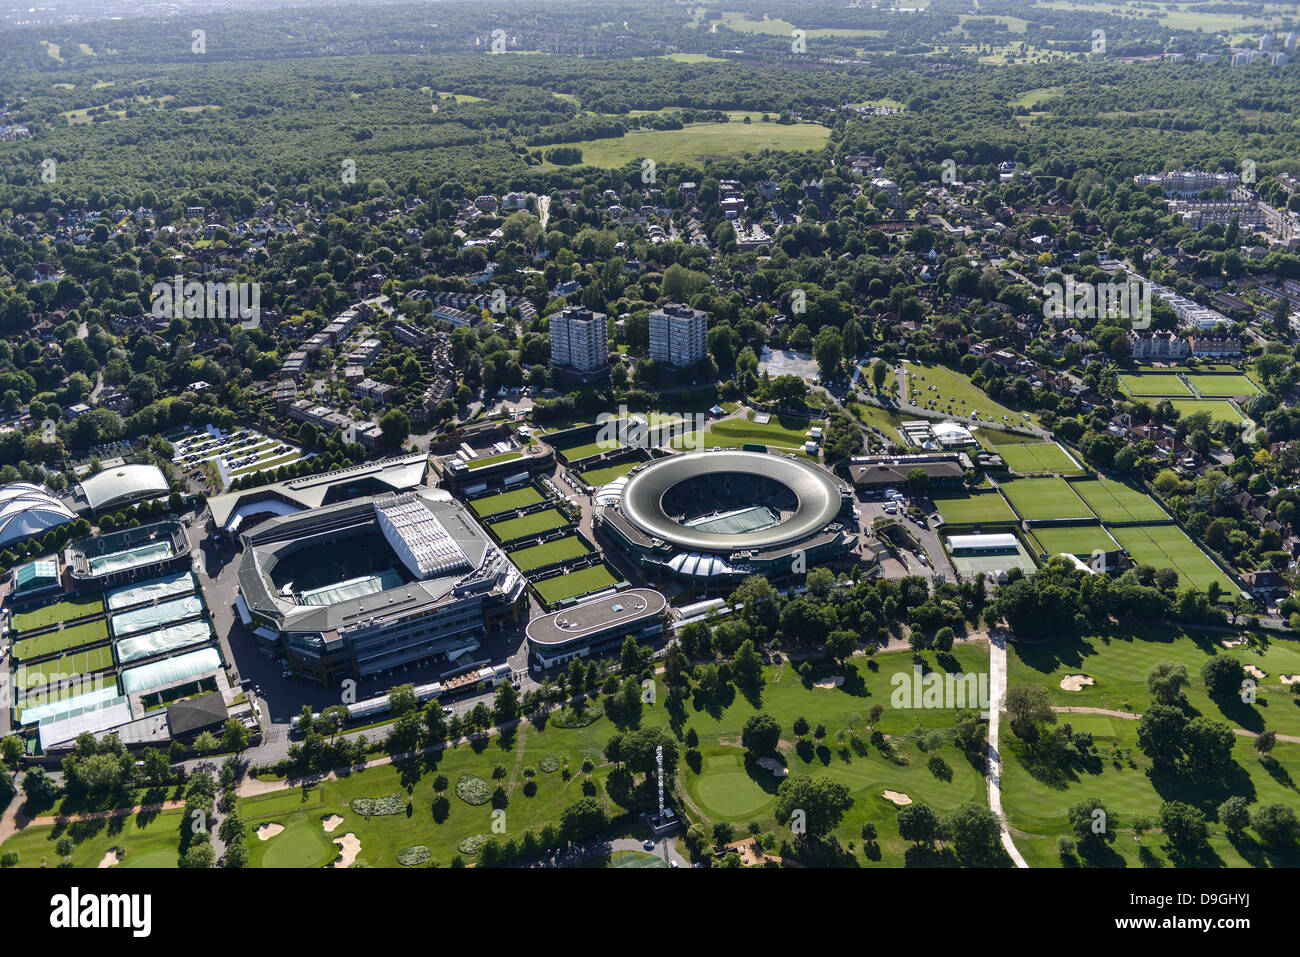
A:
[619,450,844,552]
[0,482,77,548]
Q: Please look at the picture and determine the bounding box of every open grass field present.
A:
[1030,524,1118,559]
[0,805,186,869]
[1118,371,1193,398]
[1167,398,1247,424]
[469,486,543,517]
[1109,524,1240,596]
[578,461,638,486]
[847,401,907,443]
[544,111,829,169]
[1185,373,1261,397]
[674,411,822,456]
[1068,476,1170,524]
[11,618,111,661]
[933,490,1018,526]
[1000,477,1095,522]
[15,643,116,690]
[533,563,621,604]
[488,508,571,543]
[904,362,1021,424]
[993,440,1082,476]
[509,535,591,572]
[10,594,104,633]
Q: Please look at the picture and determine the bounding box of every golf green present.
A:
[260,818,335,868]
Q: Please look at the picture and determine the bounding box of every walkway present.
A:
[1052,705,1300,744]
[986,631,1029,868]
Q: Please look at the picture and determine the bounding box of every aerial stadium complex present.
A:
[594,449,857,583]
[235,487,527,685]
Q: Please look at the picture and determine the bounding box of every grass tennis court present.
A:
[11,618,110,661]
[1118,371,1193,397]
[508,535,591,572]
[465,450,524,470]
[1109,524,1239,597]
[1031,524,1117,559]
[1069,476,1169,524]
[1000,477,1094,521]
[469,486,543,517]
[554,439,621,463]
[15,644,116,690]
[992,440,1082,475]
[609,850,670,868]
[533,564,621,604]
[10,594,104,633]
[489,508,571,542]
[1167,398,1246,424]
[673,412,822,455]
[579,461,638,486]
[1184,373,1259,397]
[933,491,1018,526]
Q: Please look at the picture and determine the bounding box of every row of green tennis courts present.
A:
[935,475,1170,525]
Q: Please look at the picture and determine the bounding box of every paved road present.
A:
[1053,705,1300,744]
[986,630,1029,868]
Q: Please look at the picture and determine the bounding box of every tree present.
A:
[193,731,219,755]
[1158,801,1209,855]
[1068,797,1116,851]
[896,803,942,846]
[387,684,418,717]
[1218,795,1251,836]
[560,797,608,843]
[1255,729,1277,757]
[933,626,955,652]
[733,638,763,688]
[1202,656,1246,699]
[871,359,890,393]
[946,802,1002,865]
[1251,803,1299,849]
[180,842,215,869]
[220,719,250,756]
[792,715,810,737]
[493,680,520,723]
[1136,704,1188,770]
[1146,660,1189,705]
[379,409,411,448]
[620,636,643,676]
[1183,717,1236,773]
[1005,684,1055,740]
[741,712,782,755]
[774,775,854,840]
[825,629,856,664]
[905,467,930,494]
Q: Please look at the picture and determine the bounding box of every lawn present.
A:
[554,439,620,463]
[15,643,116,689]
[847,402,907,443]
[10,595,105,633]
[508,535,591,572]
[932,491,1018,526]
[0,806,186,869]
[904,362,1021,424]
[466,450,524,470]
[1118,371,1193,398]
[469,486,543,517]
[1185,373,1260,398]
[1109,524,1240,596]
[676,411,822,455]
[993,441,1082,476]
[489,508,571,543]
[544,111,829,168]
[1068,476,1170,524]
[533,564,621,604]
[579,461,639,486]
[1000,477,1095,522]
[1167,398,1246,424]
[11,618,110,661]
[1030,524,1119,559]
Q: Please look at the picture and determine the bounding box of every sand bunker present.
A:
[814,676,845,689]
[256,823,285,841]
[883,790,912,806]
[1244,665,1267,680]
[1281,674,1300,685]
[332,833,361,868]
[755,756,788,777]
[321,814,344,833]
[1060,675,1095,691]
[96,850,121,869]
[1221,636,1249,648]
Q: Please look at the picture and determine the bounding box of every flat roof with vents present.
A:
[375,493,470,580]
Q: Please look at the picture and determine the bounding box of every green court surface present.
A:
[1067,476,1169,524]
[15,643,116,689]
[1118,371,1193,397]
[992,440,1081,475]
[579,461,638,486]
[10,594,104,633]
[465,450,524,470]
[555,439,621,462]
[1030,524,1117,559]
[489,508,571,542]
[11,618,110,661]
[1184,373,1259,397]
[1109,524,1239,596]
[1167,398,1246,423]
[469,486,543,517]
[999,477,1094,521]
[609,850,669,868]
[508,535,591,572]
[933,491,1018,526]
[674,412,822,454]
[533,564,621,604]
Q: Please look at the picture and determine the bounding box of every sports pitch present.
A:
[992,440,1081,475]
[1000,477,1095,521]
[554,438,621,463]
[933,491,1018,526]
[1068,476,1169,523]
[579,461,638,486]
[533,563,621,604]
[11,618,110,661]
[1109,524,1239,596]
[15,644,116,690]
[1185,373,1260,397]
[1031,524,1118,559]
[469,486,543,517]
[10,594,104,633]
[489,508,571,542]
[1118,371,1193,397]
[508,534,591,572]
[1167,398,1246,424]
